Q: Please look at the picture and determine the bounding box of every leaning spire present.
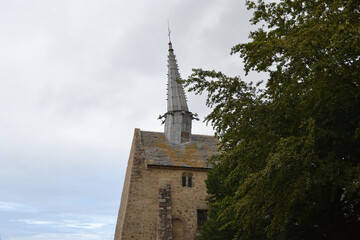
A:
[158,28,198,144]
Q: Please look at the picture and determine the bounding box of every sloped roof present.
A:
[141,131,218,169]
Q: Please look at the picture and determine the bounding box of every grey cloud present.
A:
[0,0,256,239]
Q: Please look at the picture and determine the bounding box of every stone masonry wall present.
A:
[114,129,209,240]
[114,128,146,239]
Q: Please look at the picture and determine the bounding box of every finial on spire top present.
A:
[167,20,171,43]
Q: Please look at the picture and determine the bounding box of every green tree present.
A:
[183,0,360,239]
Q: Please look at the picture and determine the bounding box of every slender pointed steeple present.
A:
[158,31,198,144]
[166,41,189,112]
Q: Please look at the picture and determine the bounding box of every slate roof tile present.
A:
[141,131,218,169]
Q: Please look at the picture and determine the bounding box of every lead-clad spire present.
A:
[158,32,198,144]
[166,41,189,112]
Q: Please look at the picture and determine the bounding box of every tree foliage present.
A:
[183,0,360,239]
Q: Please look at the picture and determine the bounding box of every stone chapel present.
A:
[114,38,218,240]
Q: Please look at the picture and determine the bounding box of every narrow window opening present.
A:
[182,173,193,187]
[182,175,186,187]
[188,175,192,187]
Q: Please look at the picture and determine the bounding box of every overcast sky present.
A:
[0,1,265,239]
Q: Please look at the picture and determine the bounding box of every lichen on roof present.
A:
[140,131,218,169]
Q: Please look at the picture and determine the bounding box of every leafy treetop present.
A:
[182,0,360,239]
